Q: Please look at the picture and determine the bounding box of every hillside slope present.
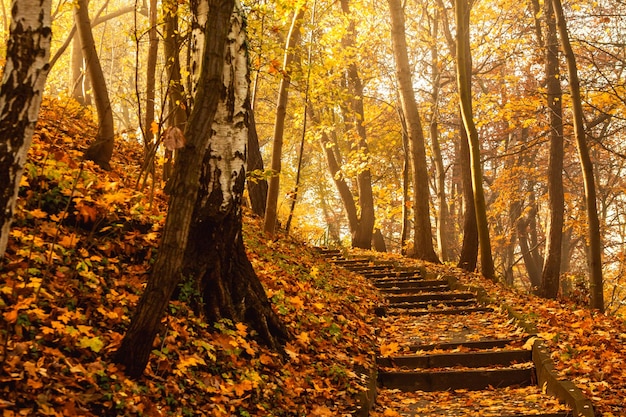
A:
[0,98,381,416]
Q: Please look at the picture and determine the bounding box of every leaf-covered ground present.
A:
[1,98,625,417]
[0,98,382,416]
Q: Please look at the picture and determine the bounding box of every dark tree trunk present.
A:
[457,121,478,271]
[163,0,186,182]
[0,0,52,258]
[388,0,439,262]
[247,110,268,217]
[114,0,235,378]
[75,0,116,170]
[340,0,375,250]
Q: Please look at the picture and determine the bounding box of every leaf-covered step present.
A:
[387,306,494,316]
[409,337,528,352]
[377,349,532,369]
[374,278,449,289]
[378,285,450,294]
[378,367,536,391]
[330,258,370,266]
[363,270,421,279]
[385,291,475,303]
[386,299,478,310]
[371,385,572,417]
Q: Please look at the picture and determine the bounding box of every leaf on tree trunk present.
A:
[163,126,185,150]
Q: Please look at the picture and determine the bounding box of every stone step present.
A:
[377,349,532,369]
[378,285,450,294]
[385,291,475,303]
[386,299,478,310]
[330,258,370,266]
[373,278,447,288]
[378,367,536,392]
[387,306,494,316]
[409,337,528,352]
[363,270,421,279]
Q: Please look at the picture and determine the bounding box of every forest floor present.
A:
[0,97,625,416]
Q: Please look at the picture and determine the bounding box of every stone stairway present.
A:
[314,248,594,417]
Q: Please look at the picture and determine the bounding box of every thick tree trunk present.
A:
[455,0,494,279]
[388,0,439,262]
[263,7,305,236]
[552,0,604,311]
[75,0,116,170]
[400,112,410,255]
[114,0,234,378]
[0,0,52,259]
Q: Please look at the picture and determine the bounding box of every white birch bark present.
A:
[0,0,52,258]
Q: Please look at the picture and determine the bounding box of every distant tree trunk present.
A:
[552,0,604,311]
[71,36,88,105]
[309,104,362,240]
[144,0,158,150]
[121,0,288,377]
[162,0,186,181]
[429,11,450,261]
[455,0,494,279]
[399,111,410,255]
[372,228,387,252]
[247,110,268,216]
[457,122,479,271]
[540,0,565,299]
[339,0,376,250]
[75,0,115,170]
[263,7,305,237]
[0,0,52,259]
[388,0,439,263]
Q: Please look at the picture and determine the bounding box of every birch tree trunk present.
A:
[0,0,52,259]
[115,0,288,378]
[388,0,439,263]
[115,0,234,377]
[552,0,604,311]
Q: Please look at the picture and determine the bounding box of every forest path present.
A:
[315,248,594,417]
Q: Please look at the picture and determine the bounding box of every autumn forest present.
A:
[1,0,626,414]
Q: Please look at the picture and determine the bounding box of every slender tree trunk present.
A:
[400,111,410,255]
[457,122,479,271]
[455,0,494,279]
[247,110,268,216]
[429,11,450,261]
[263,7,305,236]
[552,0,604,311]
[115,0,235,378]
[309,104,361,236]
[75,0,116,170]
[162,0,186,182]
[540,1,565,299]
[144,0,158,150]
[388,0,439,262]
[0,0,52,259]
[339,0,376,250]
